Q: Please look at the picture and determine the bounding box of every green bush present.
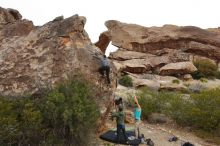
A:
[189,89,220,131]
[192,60,219,79]
[119,75,133,87]
[138,87,179,119]
[0,78,99,146]
[214,71,220,79]
[200,78,208,83]
[137,87,220,139]
[172,79,180,84]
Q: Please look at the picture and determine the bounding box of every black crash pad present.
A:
[100,130,140,145]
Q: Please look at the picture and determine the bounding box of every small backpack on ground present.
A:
[145,138,154,146]
[182,142,194,146]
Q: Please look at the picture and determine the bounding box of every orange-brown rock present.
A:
[104,20,220,60]
[0,7,33,40]
[159,62,197,76]
[109,49,155,61]
[0,7,22,26]
[0,7,116,98]
[95,31,111,53]
[121,59,152,73]
[99,20,220,77]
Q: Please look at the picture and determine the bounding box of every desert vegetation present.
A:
[192,60,220,79]
[137,87,220,143]
[119,75,133,87]
[0,78,99,146]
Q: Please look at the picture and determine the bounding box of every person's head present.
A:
[115,97,122,105]
[103,55,107,58]
[119,105,123,111]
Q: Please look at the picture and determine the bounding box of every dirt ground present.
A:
[99,121,218,146]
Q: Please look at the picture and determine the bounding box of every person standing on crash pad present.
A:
[99,55,110,84]
[111,106,128,143]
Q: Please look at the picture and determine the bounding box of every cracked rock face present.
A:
[96,20,220,76]
[0,7,116,97]
[95,20,220,91]
[104,20,220,59]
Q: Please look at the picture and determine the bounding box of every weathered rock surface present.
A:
[95,31,110,53]
[0,7,22,26]
[129,75,160,90]
[182,74,193,81]
[0,7,116,97]
[159,62,197,76]
[121,59,151,73]
[103,20,220,60]
[96,20,220,80]
[0,7,34,39]
[109,49,155,61]
[124,73,186,91]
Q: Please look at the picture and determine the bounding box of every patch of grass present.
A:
[200,78,208,83]
[183,83,190,87]
[172,79,180,84]
[119,75,133,87]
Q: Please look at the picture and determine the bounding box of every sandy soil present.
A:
[99,121,218,146]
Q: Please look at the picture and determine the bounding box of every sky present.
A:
[1,0,220,55]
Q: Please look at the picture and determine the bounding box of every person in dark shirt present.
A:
[111,106,128,143]
[99,55,110,84]
[114,96,124,110]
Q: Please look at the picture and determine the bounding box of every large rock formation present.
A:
[99,20,220,62]
[0,7,116,99]
[103,20,220,60]
[96,20,220,91]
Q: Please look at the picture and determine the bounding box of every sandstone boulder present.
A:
[104,20,220,60]
[0,7,34,39]
[95,31,110,53]
[0,7,22,26]
[0,8,119,134]
[122,59,152,73]
[148,56,170,68]
[159,62,197,76]
[130,77,160,90]
[97,20,220,85]
[124,73,187,91]
[112,61,126,72]
[109,49,155,61]
[182,74,193,81]
[0,9,116,97]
